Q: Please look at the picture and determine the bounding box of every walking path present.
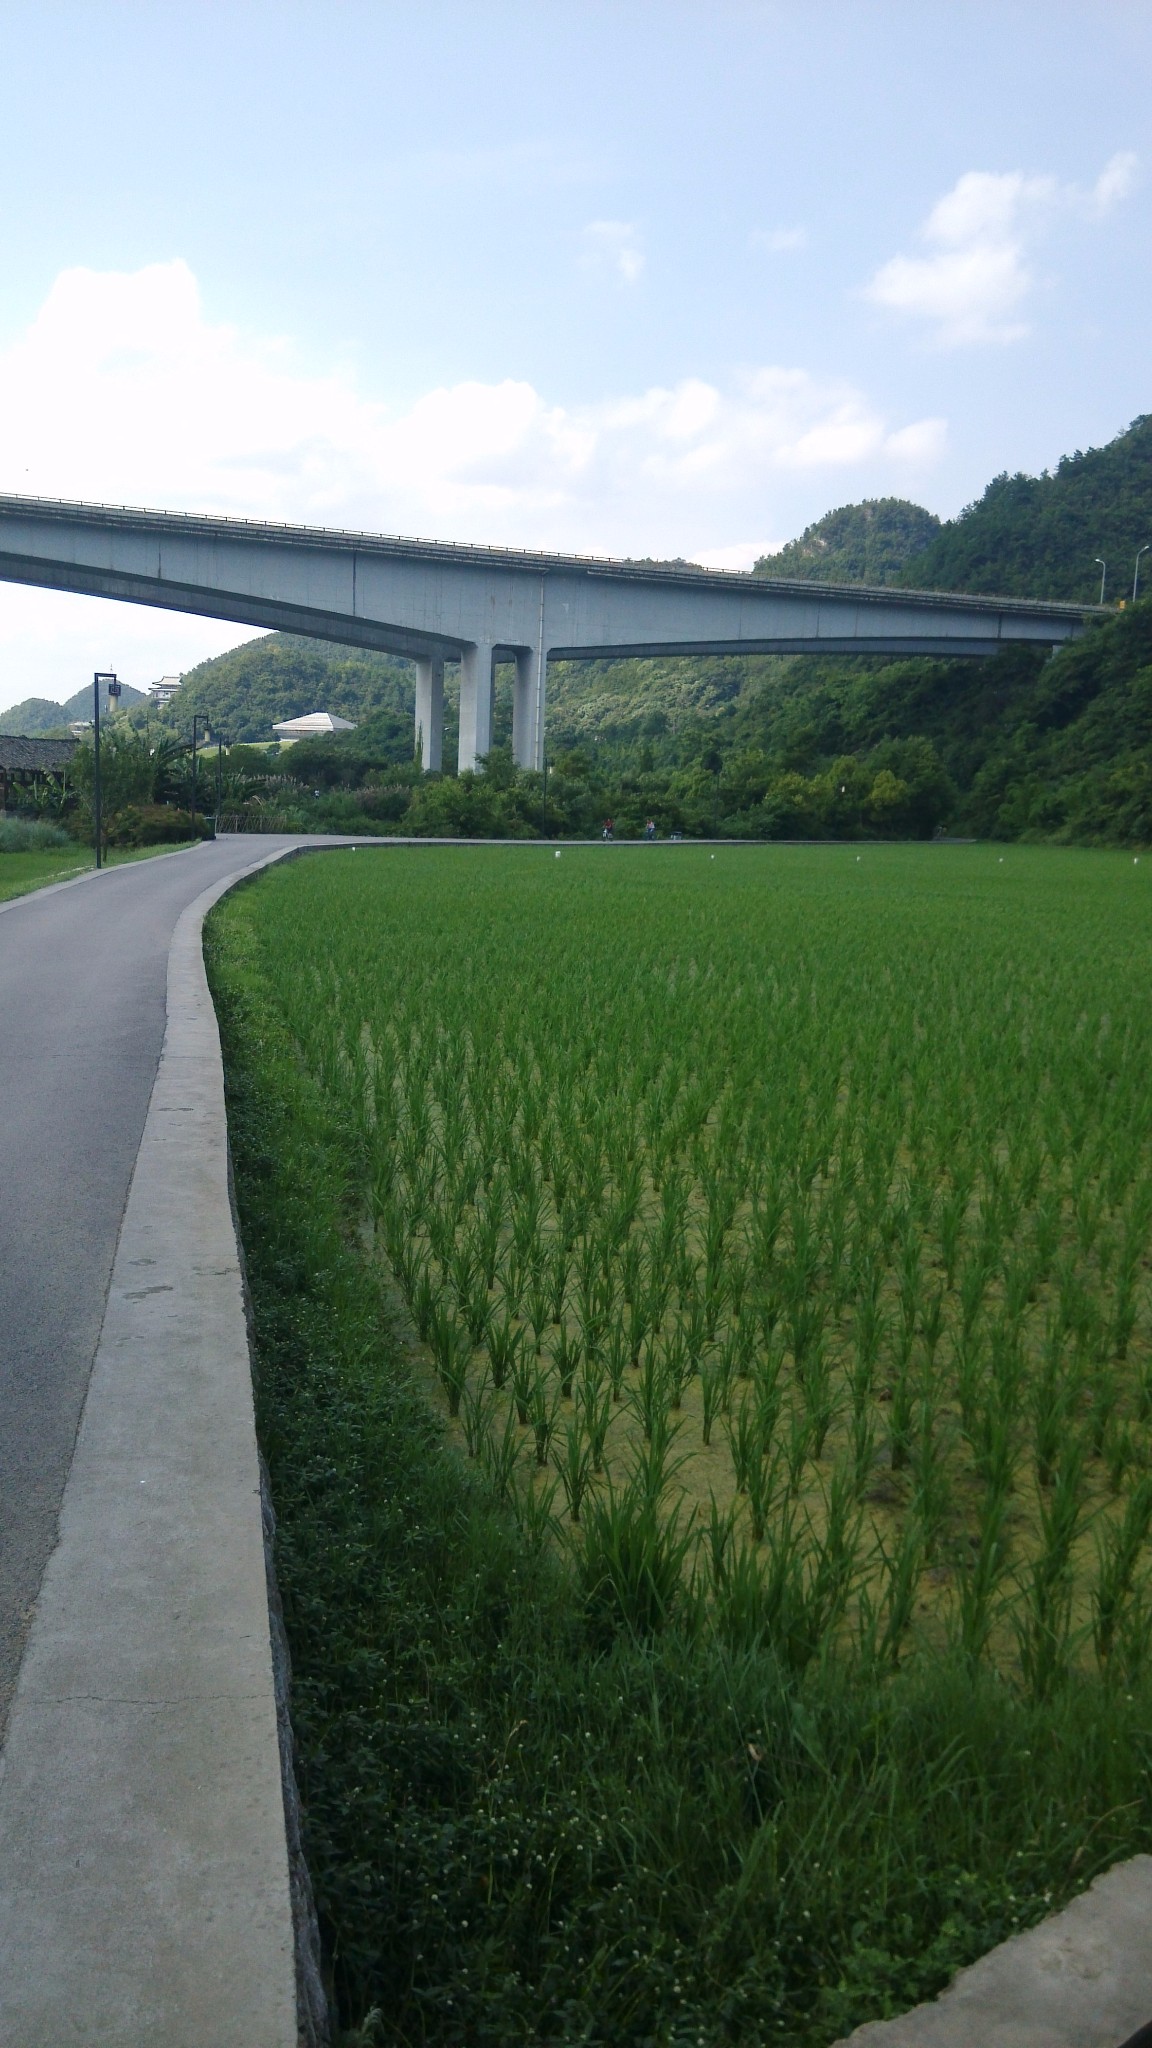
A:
[0,837,327,2046]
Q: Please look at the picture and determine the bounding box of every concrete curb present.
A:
[834,1855,1152,2046]
[0,844,305,2046]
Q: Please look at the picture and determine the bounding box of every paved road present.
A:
[0,837,304,1740]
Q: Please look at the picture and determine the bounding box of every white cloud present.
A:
[580,219,644,283]
[1089,149,1138,215]
[692,541,784,571]
[866,153,1139,346]
[0,261,950,707]
[751,226,808,253]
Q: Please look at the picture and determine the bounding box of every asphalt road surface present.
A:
[0,838,304,1742]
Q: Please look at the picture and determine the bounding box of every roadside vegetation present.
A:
[208,844,1152,2045]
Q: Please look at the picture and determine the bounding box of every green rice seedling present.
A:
[626,1291,650,1370]
[873,1513,926,1668]
[486,1306,521,1391]
[578,1367,613,1473]
[428,1303,469,1418]
[724,1393,759,1495]
[959,1247,992,1341]
[509,1468,559,1554]
[906,1392,951,1548]
[509,1344,536,1427]
[1016,1439,1089,1702]
[699,1355,728,1448]
[602,1317,629,1402]
[554,1422,593,1522]
[721,1313,755,1384]
[410,1262,440,1343]
[702,1492,736,1588]
[553,1323,582,1401]
[462,1268,492,1348]
[888,1354,916,1474]
[1104,1417,1134,1495]
[547,1241,570,1324]
[918,1282,947,1367]
[577,1471,695,1641]
[807,1460,865,1643]
[800,1342,836,1462]
[529,1369,560,1466]
[662,1320,690,1409]
[629,1334,666,1443]
[783,1396,813,1498]
[479,1402,523,1502]
[849,1402,877,1500]
[1032,1338,1071,1492]
[459,1370,496,1458]
[745,1431,779,1543]
[525,1270,550,1353]
[954,1485,1012,1666]
[1092,1472,1152,1671]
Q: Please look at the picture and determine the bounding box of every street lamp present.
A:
[190,714,202,826]
[92,671,118,869]
[1134,546,1151,604]
[1095,559,1108,605]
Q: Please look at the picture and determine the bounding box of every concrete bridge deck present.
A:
[0,493,1097,772]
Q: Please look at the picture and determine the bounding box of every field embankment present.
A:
[208,844,1152,2046]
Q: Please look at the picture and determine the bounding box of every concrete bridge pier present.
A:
[414,655,445,771]
[458,641,495,772]
[513,648,545,772]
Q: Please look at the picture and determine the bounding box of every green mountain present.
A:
[754,498,941,586]
[898,413,1152,602]
[0,681,145,735]
[160,634,415,745]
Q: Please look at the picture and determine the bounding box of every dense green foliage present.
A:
[754,499,941,586]
[210,846,1152,2045]
[169,634,416,745]
[898,413,1152,603]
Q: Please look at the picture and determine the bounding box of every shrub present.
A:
[108,804,214,846]
[0,817,73,852]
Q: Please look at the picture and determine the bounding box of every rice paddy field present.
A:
[209,842,1152,2046]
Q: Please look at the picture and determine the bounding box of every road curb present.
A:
[0,843,307,2046]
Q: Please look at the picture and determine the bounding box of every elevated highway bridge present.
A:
[0,494,1097,772]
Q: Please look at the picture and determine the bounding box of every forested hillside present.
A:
[898,412,1152,602]
[754,498,940,586]
[0,680,146,735]
[168,634,414,745]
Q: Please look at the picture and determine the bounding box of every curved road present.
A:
[0,836,304,1740]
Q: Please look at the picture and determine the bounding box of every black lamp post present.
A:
[190,714,202,826]
[92,672,118,868]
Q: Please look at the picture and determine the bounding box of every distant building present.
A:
[272,712,357,742]
[149,675,182,707]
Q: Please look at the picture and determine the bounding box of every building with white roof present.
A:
[271,712,357,741]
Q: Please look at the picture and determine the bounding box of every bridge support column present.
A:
[414,656,444,771]
[513,648,545,771]
[458,641,495,773]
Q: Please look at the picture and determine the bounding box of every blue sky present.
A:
[0,1,1148,708]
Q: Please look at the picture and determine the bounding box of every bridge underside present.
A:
[0,496,1092,775]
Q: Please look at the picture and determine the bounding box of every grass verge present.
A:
[0,840,203,905]
[207,874,1152,2048]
